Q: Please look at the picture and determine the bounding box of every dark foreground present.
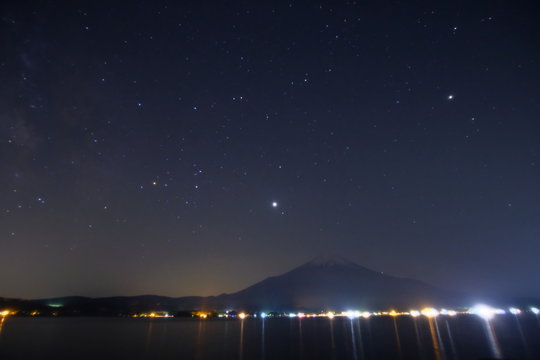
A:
[0,315,539,360]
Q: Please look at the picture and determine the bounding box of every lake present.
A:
[0,314,539,359]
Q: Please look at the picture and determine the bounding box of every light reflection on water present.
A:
[392,316,403,360]
[0,315,539,360]
[144,318,153,353]
[412,317,425,360]
[297,316,303,359]
[511,314,531,359]
[443,318,458,360]
[349,319,358,360]
[0,317,5,336]
[329,315,336,360]
[355,319,365,360]
[196,318,206,360]
[434,318,446,360]
[260,317,265,360]
[482,318,502,359]
[427,317,442,360]
[238,319,244,360]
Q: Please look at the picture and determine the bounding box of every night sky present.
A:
[1,1,540,300]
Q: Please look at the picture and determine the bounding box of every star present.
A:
[272,201,278,208]
[447,94,454,100]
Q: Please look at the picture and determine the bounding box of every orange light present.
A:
[421,308,439,318]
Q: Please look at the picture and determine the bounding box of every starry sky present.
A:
[1,1,540,300]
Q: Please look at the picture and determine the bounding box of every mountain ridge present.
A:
[2,257,535,314]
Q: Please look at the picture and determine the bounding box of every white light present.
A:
[531,307,539,315]
[288,313,296,318]
[345,310,360,319]
[470,304,498,320]
[410,310,420,317]
[361,311,371,319]
[326,312,335,319]
[272,202,278,207]
[421,308,439,318]
[260,312,267,318]
[509,307,521,315]
[448,94,454,100]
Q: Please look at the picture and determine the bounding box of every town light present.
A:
[361,311,371,318]
[326,312,335,319]
[345,310,360,319]
[421,308,439,318]
[469,304,499,320]
[508,307,521,315]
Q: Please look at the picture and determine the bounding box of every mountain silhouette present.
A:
[213,256,457,311]
[2,257,483,314]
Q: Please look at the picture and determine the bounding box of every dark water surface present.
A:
[1,315,539,359]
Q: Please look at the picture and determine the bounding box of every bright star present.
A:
[447,94,454,100]
[272,202,278,208]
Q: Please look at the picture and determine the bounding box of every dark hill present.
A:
[214,256,459,311]
[2,257,491,314]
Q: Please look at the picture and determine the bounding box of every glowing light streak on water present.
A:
[428,317,443,360]
[392,316,404,360]
[349,319,358,360]
[261,317,266,360]
[0,316,5,336]
[482,318,503,359]
[434,317,446,360]
[144,319,154,353]
[196,318,205,360]
[511,312,531,359]
[297,315,305,358]
[355,318,365,360]
[412,317,425,360]
[444,318,458,360]
[329,316,336,360]
[239,317,244,360]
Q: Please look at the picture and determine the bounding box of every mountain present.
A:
[2,256,505,314]
[213,256,459,311]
